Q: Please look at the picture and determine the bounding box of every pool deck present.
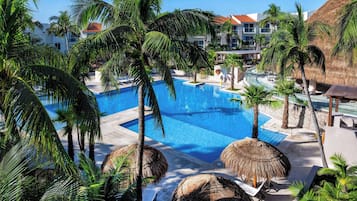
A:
[72,75,324,201]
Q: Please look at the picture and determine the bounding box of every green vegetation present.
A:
[290,154,357,200]
[223,54,243,90]
[272,78,301,129]
[240,85,272,138]
[47,11,79,54]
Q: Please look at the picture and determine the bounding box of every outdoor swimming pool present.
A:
[46,79,286,163]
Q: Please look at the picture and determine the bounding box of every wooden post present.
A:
[328,96,333,126]
[335,98,339,112]
[253,175,257,188]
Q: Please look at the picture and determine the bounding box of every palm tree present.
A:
[0,0,101,174]
[272,78,300,129]
[333,0,357,60]
[223,54,243,90]
[187,45,210,83]
[260,3,329,167]
[290,154,357,201]
[40,153,134,201]
[48,11,79,54]
[318,154,357,199]
[72,1,213,199]
[260,3,284,32]
[240,85,272,138]
[254,34,266,51]
[221,18,234,50]
[55,109,76,161]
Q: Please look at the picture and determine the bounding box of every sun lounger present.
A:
[340,116,357,130]
[117,76,134,84]
[234,179,266,197]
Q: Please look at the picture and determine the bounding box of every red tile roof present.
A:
[213,16,239,25]
[83,22,102,33]
[233,15,256,23]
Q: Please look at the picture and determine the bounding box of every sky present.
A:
[31,0,327,23]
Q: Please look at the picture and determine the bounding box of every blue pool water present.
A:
[120,79,286,163]
[45,79,286,163]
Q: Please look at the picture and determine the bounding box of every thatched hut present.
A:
[220,138,290,187]
[101,144,168,183]
[171,174,252,201]
[293,0,357,87]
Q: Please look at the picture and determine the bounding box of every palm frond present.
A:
[332,0,357,55]
[71,0,114,28]
[307,45,326,72]
[24,65,101,141]
[130,64,165,135]
[3,76,76,175]
[149,9,215,38]
[40,177,79,201]
[0,142,33,201]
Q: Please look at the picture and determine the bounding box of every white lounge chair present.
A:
[234,179,266,197]
[117,76,134,84]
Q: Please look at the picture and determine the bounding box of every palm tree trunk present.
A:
[64,33,69,54]
[252,105,259,138]
[193,70,197,83]
[230,66,234,90]
[300,64,328,167]
[282,95,289,129]
[136,84,145,201]
[89,134,95,161]
[68,131,74,160]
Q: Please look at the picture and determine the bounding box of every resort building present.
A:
[24,22,102,53]
[189,11,313,51]
[24,23,79,53]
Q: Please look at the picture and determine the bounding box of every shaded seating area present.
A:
[325,85,357,127]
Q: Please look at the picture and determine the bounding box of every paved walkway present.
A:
[71,75,324,201]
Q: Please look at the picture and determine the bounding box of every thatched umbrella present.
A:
[220,138,290,187]
[101,144,168,183]
[171,174,252,201]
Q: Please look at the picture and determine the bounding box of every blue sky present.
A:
[31,0,327,23]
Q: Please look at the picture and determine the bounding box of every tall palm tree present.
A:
[48,11,79,54]
[272,78,300,129]
[72,0,213,199]
[261,3,329,167]
[223,54,243,90]
[333,0,357,60]
[0,0,101,174]
[240,85,272,138]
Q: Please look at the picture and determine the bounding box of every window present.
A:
[233,25,238,33]
[244,23,255,33]
[232,38,238,48]
[243,36,254,45]
[194,40,204,48]
[261,24,271,33]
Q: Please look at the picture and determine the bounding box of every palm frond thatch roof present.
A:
[325,85,357,99]
[101,144,168,183]
[293,0,357,86]
[171,174,252,201]
[220,138,290,181]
